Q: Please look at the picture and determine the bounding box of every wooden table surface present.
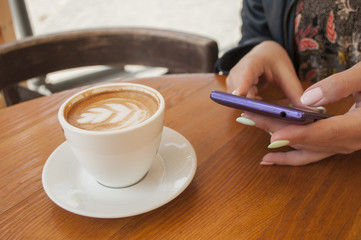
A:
[1,73,361,239]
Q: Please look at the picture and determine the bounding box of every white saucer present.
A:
[42,127,197,218]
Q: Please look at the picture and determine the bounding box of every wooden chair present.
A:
[0,27,219,106]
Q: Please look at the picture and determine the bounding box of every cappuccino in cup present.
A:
[58,83,165,188]
[65,89,159,131]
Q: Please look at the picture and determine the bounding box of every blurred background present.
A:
[25,0,242,53]
[1,0,243,107]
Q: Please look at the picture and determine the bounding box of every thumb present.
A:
[300,63,361,106]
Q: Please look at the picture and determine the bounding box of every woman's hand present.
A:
[240,62,361,166]
[226,41,304,105]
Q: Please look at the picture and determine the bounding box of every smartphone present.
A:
[210,90,331,124]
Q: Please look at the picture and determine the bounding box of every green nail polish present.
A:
[317,106,326,114]
[236,117,255,126]
[268,140,290,148]
[260,161,274,165]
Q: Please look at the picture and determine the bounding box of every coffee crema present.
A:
[65,89,159,131]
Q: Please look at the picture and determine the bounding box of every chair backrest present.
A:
[0,27,219,106]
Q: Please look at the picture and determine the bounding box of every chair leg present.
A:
[2,85,20,106]
[2,85,44,106]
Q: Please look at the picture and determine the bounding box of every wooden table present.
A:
[1,73,361,239]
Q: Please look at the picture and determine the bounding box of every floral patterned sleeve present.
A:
[294,0,361,82]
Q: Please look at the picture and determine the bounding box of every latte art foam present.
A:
[66,90,158,131]
[76,100,149,129]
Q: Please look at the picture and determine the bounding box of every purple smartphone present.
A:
[210,90,331,124]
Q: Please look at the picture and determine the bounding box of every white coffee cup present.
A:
[58,83,165,188]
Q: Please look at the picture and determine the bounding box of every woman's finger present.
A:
[238,111,289,133]
[271,111,361,154]
[301,62,361,106]
[261,150,334,166]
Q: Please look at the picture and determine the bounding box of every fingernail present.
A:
[268,132,273,136]
[260,161,274,165]
[300,87,324,106]
[232,90,239,95]
[236,117,255,126]
[316,106,327,114]
[268,140,290,148]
